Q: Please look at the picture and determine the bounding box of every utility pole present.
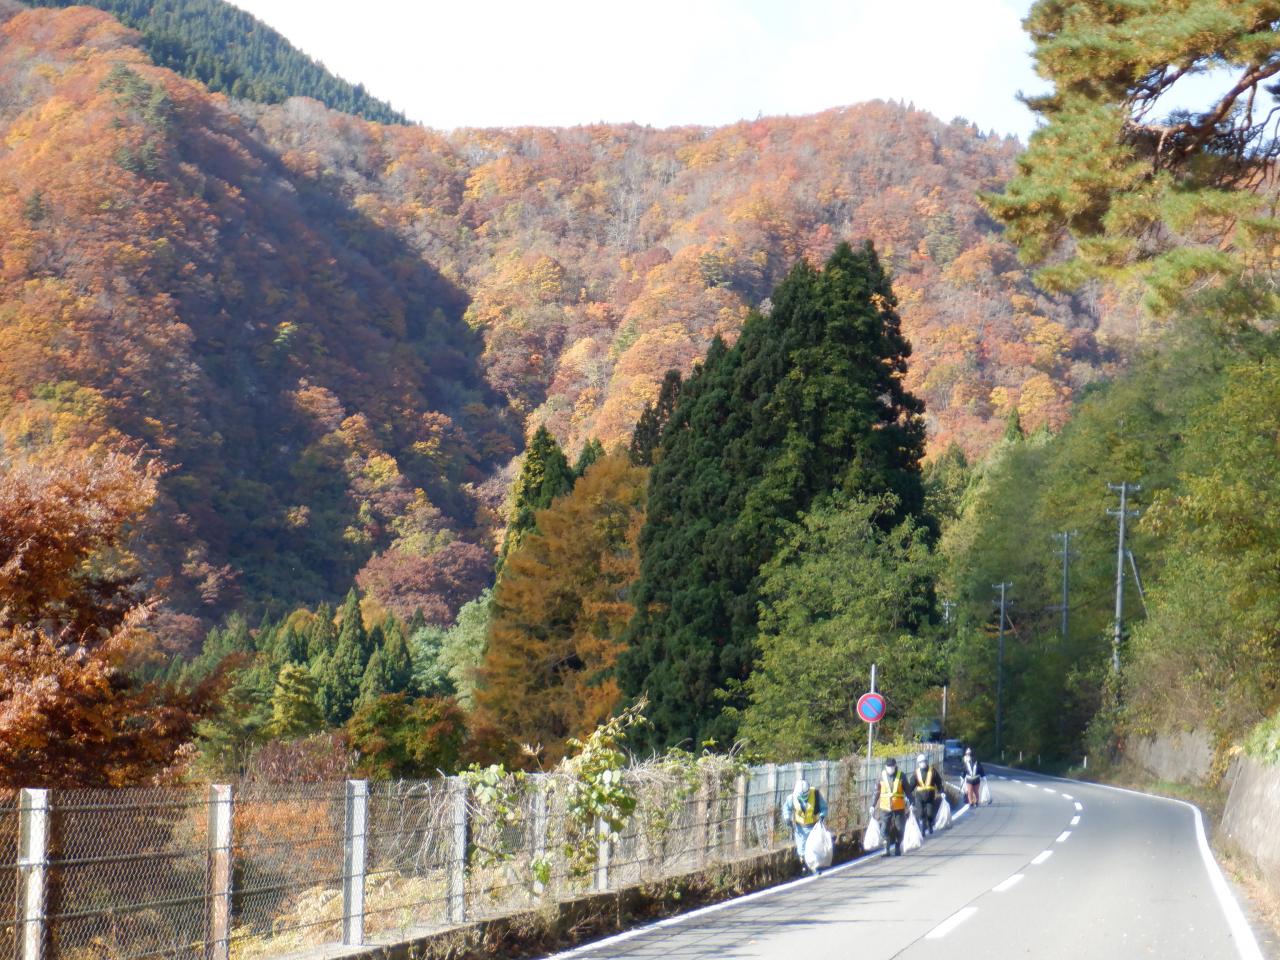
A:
[1107,483,1141,673]
[1051,531,1077,642]
[993,582,1011,757]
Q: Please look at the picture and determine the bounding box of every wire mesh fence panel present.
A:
[362,779,454,940]
[464,777,544,922]
[229,782,345,959]
[47,787,209,960]
[0,791,18,960]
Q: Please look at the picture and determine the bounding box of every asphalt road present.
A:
[545,769,1265,960]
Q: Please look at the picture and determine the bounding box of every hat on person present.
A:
[964,747,973,756]
[795,779,809,796]
[916,753,927,766]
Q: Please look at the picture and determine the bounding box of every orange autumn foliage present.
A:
[0,447,205,786]
[474,452,645,767]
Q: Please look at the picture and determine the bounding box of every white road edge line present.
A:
[925,906,978,939]
[992,873,1024,893]
[1070,815,1080,826]
[1056,830,1071,843]
[541,800,975,959]
[1020,770,1265,960]
[1031,850,1053,865]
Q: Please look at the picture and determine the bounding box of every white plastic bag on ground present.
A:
[804,822,834,871]
[979,777,992,805]
[863,816,883,851]
[903,812,923,851]
[933,797,952,831]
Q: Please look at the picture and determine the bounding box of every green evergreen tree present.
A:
[357,648,390,705]
[266,663,324,738]
[410,625,456,698]
[306,603,338,661]
[573,438,605,477]
[499,426,574,564]
[621,242,928,750]
[629,370,683,467]
[380,621,415,694]
[314,598,371,726]
[1003,408,1025,442]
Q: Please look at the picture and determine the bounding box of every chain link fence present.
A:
[7,745,940,960]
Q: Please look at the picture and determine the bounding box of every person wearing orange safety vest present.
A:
[870,757,913,857]
[910,753,943,836]
[781,778,828,872]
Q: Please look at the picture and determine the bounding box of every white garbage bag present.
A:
[903,812,924,851]
[863,816,883,851]
[804,822,834,871]
[979,777,992,805]
[933,797,952,831]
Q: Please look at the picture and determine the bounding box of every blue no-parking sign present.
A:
[856,691,886,724]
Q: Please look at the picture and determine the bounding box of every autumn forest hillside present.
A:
[0,1,1110,631]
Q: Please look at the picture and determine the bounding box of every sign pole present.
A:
[866,663,877,767]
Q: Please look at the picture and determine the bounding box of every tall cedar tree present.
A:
[475,452,646,766]
[629,370,684,466]
[620,242,927,751]
[498,426,574,565]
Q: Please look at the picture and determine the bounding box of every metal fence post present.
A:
[733,774,747,854]
[447,779,467,924]
[532,776,548,896]
[207,785,232,960]
[17,789,48,960]
[343,780,368,946]
[594,818,610,893]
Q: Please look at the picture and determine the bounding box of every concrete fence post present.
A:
[532,776,548,896]
[733,773,747,854]
[207,785,232,960]
[342,780,368,946]
[765,764,778,843]
[17,788,49,960]
[447,780,467,924]
[594,818,610,893]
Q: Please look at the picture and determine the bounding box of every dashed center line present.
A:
[925,906,978,939]
[1070,815,1080,826]
[992,873,1024,893]
[1061,793,1074,800]
[1031,850,1054,865]
[1056,830,1072,843]
[1043,787,1057,794]
[1074,801,1083,812]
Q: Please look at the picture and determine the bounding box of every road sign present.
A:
[857,691,886,724]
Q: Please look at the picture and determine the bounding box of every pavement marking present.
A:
[1025,782,1037,789]
[992,873,1024,893]
[1042,787,1057,794]
[1011,778,1021,783]
[1056,830,1071,843]
[1074,801,1083,811]
[1061,793,1074,800]
[1070,815,1080,826]
[1031,850,1053,865]
[925,906,978,940]
[542,798,975,959]
[1018,771,1265,960]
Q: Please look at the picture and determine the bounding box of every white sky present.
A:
[229,0,1049,139]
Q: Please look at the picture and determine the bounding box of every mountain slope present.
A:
[0,6,515,633]
[23,0,406,122]
[241,102,1112,458]
[0,2,1116,630]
